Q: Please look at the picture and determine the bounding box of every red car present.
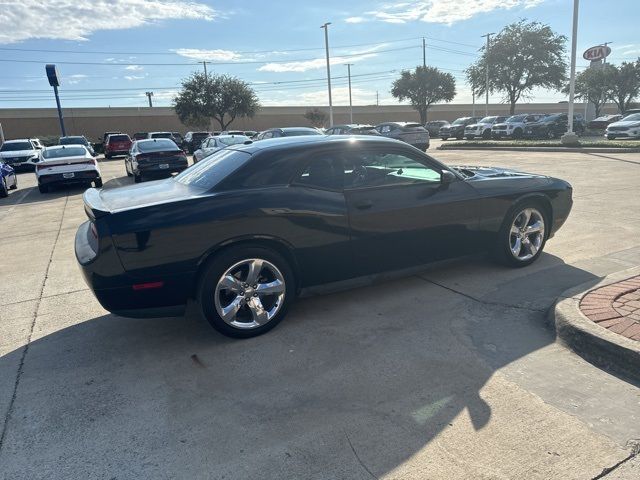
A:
[104,134,132,159]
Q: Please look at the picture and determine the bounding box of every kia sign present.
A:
[583,45,611,62]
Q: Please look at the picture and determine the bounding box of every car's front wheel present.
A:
[441,136,448,141]
[38,183,48,194]
[497,203,547,267]
[0,178,8,198]
[198,246,295,338]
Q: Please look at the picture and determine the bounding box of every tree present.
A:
[466,20,567,114]
[565,64,616,118]
[303,107,328,127]
[174,72,260,130]
[390,66,456,123]
[608,60,640,113]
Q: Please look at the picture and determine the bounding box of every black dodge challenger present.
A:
[76,136,572,338]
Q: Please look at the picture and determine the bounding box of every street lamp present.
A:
[345,63,353,124]
[562,0,580,145]
[481,33,494,116]
[321,22,333,127]
[45,64,66,137]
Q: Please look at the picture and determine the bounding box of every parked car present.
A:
[133,132,148,141]
[464,116,508,140]
[31,138,45,150]
[102,131,122,145]
[424,120,449,137]
[0,160,18,197]
[524,113,585,139]
[172,132,184,145]
[491,114,545,139]
[325,124,380,135]
[104,133,132,159]
[587,115,623,130]
[622,109,640,117]
[244,131,257,138]
[193,134,252,163]
[605,113,640,140]
[439,117,481,140]
[76,135,572,338]
[183,131,211,153]
[125,138,189,182]
[60,135,96,156]
[374,122,430,150]
[0,139,41,170]
[36,145,102,193]
[221,130,245,136]
[256,127,323,140]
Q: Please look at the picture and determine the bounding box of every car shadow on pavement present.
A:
[0,254,610,478]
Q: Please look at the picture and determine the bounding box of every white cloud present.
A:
[345,16,368,24]
[258,46,385,73]
[261,87,379,106]
[124,75,146,81]
[0,0,218,44]
[362,0,544,25]
[67,74,89,85]
[125,65,144,71]
[173,48,246,62]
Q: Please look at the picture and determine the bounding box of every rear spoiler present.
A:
[83,188,110,221]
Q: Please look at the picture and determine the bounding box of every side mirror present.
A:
[441,170,457,184]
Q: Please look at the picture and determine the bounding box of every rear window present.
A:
[452,118,470,125]
[43,146,86,159]
[150,132,172,139]
[137,139,178,152]
[283,129,322,137]
[506,115,527,123]
[60,137,87,145]
[1,141,33,151]
[175,149,251,190]
[109,135,130,142]
[218,136,251,146]
[404,123,423,128]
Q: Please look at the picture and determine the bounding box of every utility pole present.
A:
[145,91,154,107]
[321,22,333,127]
[481,33,494,116]
[376,91,379,107]
[345,63,353,124]
[422,38,426,67]
[602,41,612,65]
[562,0,580,144]
[201,61,208,77]
[472,89,476,117]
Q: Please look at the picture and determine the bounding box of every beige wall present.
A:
[0,103,619,141]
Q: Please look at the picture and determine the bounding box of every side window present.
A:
[344,150,441,189]
[295,155,343,190]
[380,125,391,134]
[262,132,273,139]
[325,128,335,135]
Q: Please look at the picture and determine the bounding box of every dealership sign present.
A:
[583,45,611,62]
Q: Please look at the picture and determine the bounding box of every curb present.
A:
[437,146,640,153]
[553,266,640,383]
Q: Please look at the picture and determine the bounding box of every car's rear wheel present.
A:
[607,135,616,140]
[465,136,474,140]
[134,172,142,183]
[441,136,448,141]
[9,176,17,189]
[198,246,295,338]
[0,178,8,198]
[513,128,523,139]
[38,183,48,194]
[94,177,103,188]
[105,153,112,159]
[496,203,547,267]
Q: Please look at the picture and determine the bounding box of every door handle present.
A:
[355,200,373,210]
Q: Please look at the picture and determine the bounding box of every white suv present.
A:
[0,139,42,170]
[491,114,545,139]
[464,116,508,140]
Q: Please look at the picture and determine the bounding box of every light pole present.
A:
[562,0,580,144]
[321,22,333,127]
[45,64,66,137]
[481,33,494,116]
[345,63,353,124]
[145,91,154,107]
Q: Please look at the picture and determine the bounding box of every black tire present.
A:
[9,176,17,189]
[134,173,142,183]
[0,178,8,198]
[38,183,49,194]
[93,177,103,188]
[512,128,523,139]
[455,134,464,140]
[198,246,296,338]
[465,136,474,140]
[607,134,616,140]
[441,137,448,141]
[126,163,132,177]
[482,129,492,140]
[105,153,112,160]
[495,201,549,268]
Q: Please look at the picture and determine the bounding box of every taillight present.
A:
[135,153,152,163]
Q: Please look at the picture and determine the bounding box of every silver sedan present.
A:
[193,135,252,163]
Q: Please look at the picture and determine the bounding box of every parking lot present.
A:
[1,146,640,479]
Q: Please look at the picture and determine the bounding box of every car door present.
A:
[342,146,481,275]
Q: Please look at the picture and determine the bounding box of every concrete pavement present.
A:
[1,149,639,479]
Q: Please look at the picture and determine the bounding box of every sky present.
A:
[0,0,638,109]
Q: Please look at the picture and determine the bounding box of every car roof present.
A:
[228,133,399,154]
[44,145,87,151]
[3,139,32,143]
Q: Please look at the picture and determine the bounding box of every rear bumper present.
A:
[39,170,99,185]
[138,162,188,176]
[75,221,191,317]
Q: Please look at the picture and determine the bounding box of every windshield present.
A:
[137,139,178,152]
[479,116,497,123]
[452,118,469,125]
[175,148,251,190]
[283,129,322,137]
[622,113,640,122]
[1,142,33,152]
[150,132,172,138]
[60,137,88,145]
[218,136,250,146]
[43,147,86,159]
[506,115,527,123]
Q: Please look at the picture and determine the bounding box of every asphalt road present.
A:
[1,146,640,479]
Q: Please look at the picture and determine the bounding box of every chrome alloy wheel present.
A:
[509,208,545,261]
[214,258,286,329]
